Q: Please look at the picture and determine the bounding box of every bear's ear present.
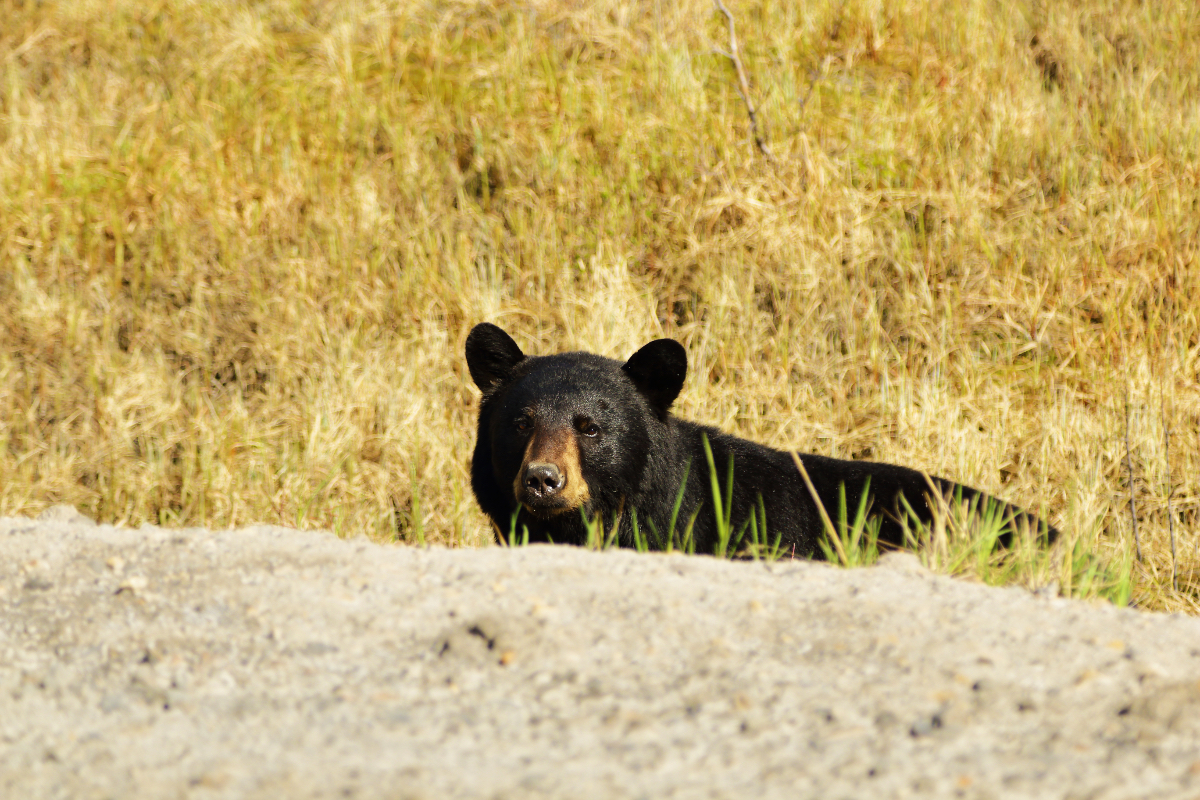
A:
[622,338,687,420]
[466,323,525,392]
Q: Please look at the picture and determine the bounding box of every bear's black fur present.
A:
[466,323,1057,556]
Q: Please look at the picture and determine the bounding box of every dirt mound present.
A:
[3,508,1199,798]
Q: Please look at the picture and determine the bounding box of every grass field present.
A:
[2,0,1198,611]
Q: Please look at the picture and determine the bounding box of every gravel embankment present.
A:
[3,507,1200,799]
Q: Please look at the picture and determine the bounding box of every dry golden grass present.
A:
[2,0,1198,610]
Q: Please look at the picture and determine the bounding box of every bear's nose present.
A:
[523,463,564,497]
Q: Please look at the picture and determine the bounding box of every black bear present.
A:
[466,322,1057,556]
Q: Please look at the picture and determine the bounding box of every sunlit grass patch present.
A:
[1,0,1198,611]
[807,479,1135,608]
[897,494,1135,608]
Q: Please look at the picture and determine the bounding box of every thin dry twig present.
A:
[712,0,777,164]
[796,59,828,126]
[1125,392,1142,562]
[1163,391,1176,591]
[797,0,846,130]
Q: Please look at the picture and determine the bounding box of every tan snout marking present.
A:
[513,427,591,514]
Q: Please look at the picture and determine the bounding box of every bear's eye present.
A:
[577,420,601,438]
[515,418,532,432]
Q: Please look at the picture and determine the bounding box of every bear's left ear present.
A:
[622,339,687,420]
[466,323,525,393]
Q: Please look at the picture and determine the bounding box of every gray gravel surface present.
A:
[4,507,1200,799]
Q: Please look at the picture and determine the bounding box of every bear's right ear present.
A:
[622,338,687,420]
[465,323,525,392]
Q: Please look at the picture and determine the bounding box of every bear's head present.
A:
[465,322,686,543]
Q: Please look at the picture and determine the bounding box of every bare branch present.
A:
[1163,390,1176,591]
[1124,392,1142,562]
[712,0,777,164]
